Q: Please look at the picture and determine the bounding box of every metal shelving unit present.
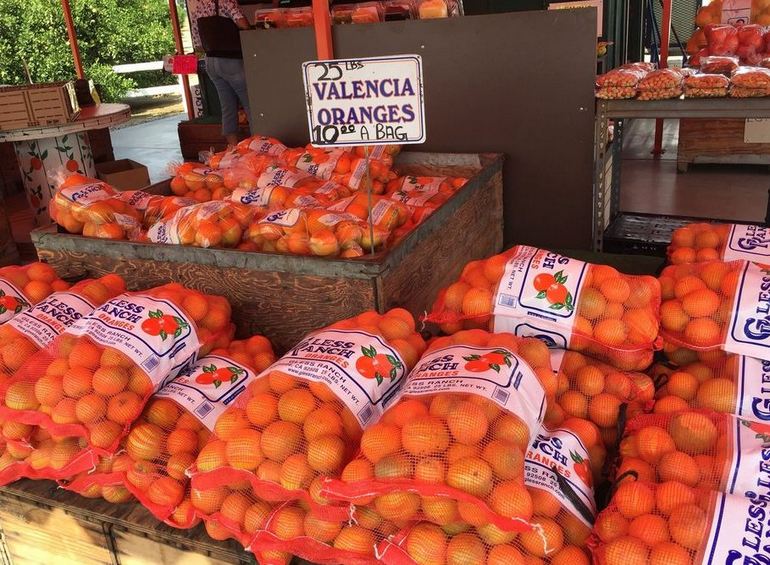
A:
[593,97,770,252]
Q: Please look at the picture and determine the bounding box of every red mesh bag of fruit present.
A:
[590,479,766,565]
[121,335,276,528]
[683,72,729,97]
[545,350,654,453]
[637,69,684,100]
[426,246,661,371]
[322,330,550,532]
[188,309,427,537]
[657,259,770,360]
[146,200,256,248]
[0,263,68,327]
[615,409,770,498]
[705,24,739,55]
[0,283,234,454]
[375,425,596,565]
[667,221,741,264]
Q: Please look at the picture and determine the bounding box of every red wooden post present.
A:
[653,0,673,156]
[168,0,195,120]
[60,0,85,79]
[312,0,334,59]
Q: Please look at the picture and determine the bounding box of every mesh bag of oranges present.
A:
[385,175,467,222]
[666,222,770,264]
[121,335,276,529]
[590,479,769,565]
[281,146,394,192]
[50,173,143,240]
[0,283,233,453]
[545,350,655,452]
[375,426,596,565]
[169,163,231,202]
[652,352,770,420]
[426,246,662,371]
[0,276,125,391]
[658,259,770,360]
[61,452,134,503]
[328,193,410,233]
[244,208,389,258]
[112,190,197,230]
[322,329,550,531]
[188,309,427,531]
[0,263,67,326]
[146,200,256,248]
[616,410,770,497]
[235,135,288,159]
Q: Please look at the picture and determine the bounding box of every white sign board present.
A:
[745,119,770,143]
[302,55,425,147]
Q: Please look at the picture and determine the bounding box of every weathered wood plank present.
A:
[678,118,770,170]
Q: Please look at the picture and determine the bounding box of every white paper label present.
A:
[217,151,241,169]
[549,349,567,373]
[67,294,200,390]
[116,190,155,211]
[724,224,770,262]
[724,417,770,499]
[295,149,345,180]
[493,246,589,349]
[59,182,113,206]
[390,189,438,207]
[702,491,770,565]
[293,195,321,208]
[525,427,596,527]
[230,186,275,207]
[735,356,770,423]
[260,208,302,228]
[398,175,447,193]
[0,280,31,324]
[727,261,770,359]
[7,292,96,350]
[155,354,256,431]
[268,329,406,428]
[403,345,546,441]
[257,166,312,189]
[247,137,287,156]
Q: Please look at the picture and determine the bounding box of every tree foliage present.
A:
[0,0,183,101]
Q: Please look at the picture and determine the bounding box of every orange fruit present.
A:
[107,391,142,424]
[650,542,693,565]
[446,456,493,497]
[5,381,39,410]
[481,439,523,480]
[213,408,249,441]
[658,451,700,486]
[669,412,717,455]
[421,496,459,525]
[374,492,420,521]
[277,388,317,424]
[304,405,344,441]
[68,341,102,370]
[402,416,450,456]
[461,288,492,318]
[492,413,530,450]
[695,378,736,413]
[166,428,199,455]
[333,525,377,555]
[62,367,94,399]
[617,457,655,483]
[602,536,649,565]
[245,392,278,427]
[656,481,696,516]
[195,440,228,472]
[261,420,302,462]
[220,492,251,527]
[660,300,689,333]
[654,396,690,414]
[578,288,606,320]
[90,420,122,449]
[267,505,306,540]
[360,422,401,463]
[559,390,589,419]
[594,319,627,347]
[243,500,273,534]
[404,523,447,565]
[445,533,485,565]
[148,477,185,507]
[594,509,629,542]
[446,401,488,444]
[307,434,346,473]
[488,480,533,520]
[126,423,164,461]
[669,503,707,550]
[167,452,195,480]
[74,393,107,423]
[303,512,342,543]
[614,481,655,519]
[600,277,631,303]
[628,513,670,545]
[486,545,525,565]
[588,392,622,428]
[34,374,65,407]
[674,276,705,300]
[519,517,563,557]
[92,366,129,396]
[681,288,720,318]
[575,365,604,397]
[683,318,721,347]
[551,546,590,565]
[636,426,676,464]
[225,429,263,470]
[191,486,228,515]
[666,371,699,401]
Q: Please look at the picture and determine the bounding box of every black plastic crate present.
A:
[603,213,696,256]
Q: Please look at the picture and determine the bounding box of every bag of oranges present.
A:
[122,335,276,528]
[659,259,770,361]
[188,309,427,534]
[169,163,230,202]
[667,222,770,264]
[146,200,256,248]
[546,350,655,451]
[61,452,134,503]
[281,146,394,192]
[322,329,550,531]
[236,135,288,158]
[0,263,67,326]
[0,283,233,453]
[385,175,466,198]
[591,479,769,565]
[375,426,596,565]
[616,410,770,497]
[427,246,662,371]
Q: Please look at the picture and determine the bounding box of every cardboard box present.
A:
[0,81,80,131]
[95,159,150,189]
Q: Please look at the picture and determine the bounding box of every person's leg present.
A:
[217,58,252,136]
[205,57,240,146]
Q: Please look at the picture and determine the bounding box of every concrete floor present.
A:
[111,113,185,184]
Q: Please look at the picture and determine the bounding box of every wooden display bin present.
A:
[31,152,504,352]
[677,118,770,172]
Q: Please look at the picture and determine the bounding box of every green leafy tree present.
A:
[0,0,185,101]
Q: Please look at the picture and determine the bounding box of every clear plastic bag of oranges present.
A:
[426,246,662,371]
[0,283,234,454]
[591,479,765,565]
[236,135,288,158]
[545,350,654,451]
[0,263,68,326]
[146,200,256,248]
[169,163,231,202]
[322,330,550,532]
[0,275,125,388]
[281,146,394,191]
[668,222,770,264]
[188,309,427,535]
[328,193,410,232]
[616,410,769,497]
[122,335,276,529]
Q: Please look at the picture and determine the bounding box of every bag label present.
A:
[493,246,589,348]
[155,354,255,431]
[391,189,438,207]
[525,427,596,527]
[116,190,154,211]
[230,186,275,207]
[724,224,770,262]
[403,345,546,441]
[7,291,95,350]
[268,329,406,428]
[261,208,302,228]
[725,417,770,499]
[0,279,31,324]
[727,261,770,358]
[295,149,345,180]
[736,356,770,423]
[247,137,287,156]
[59,182,113,206]
[257,166,312,189]
[67,294,200,390]
[399,175,447,193]
[702,491,770,565]
[147,201,228,244]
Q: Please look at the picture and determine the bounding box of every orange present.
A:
[559,390,589,419]
[303,512,342,543]
[107,391,142,424]
[445,533,485,565]
[670,412,717,455]
[488,480,533,520]
[628,513,670,545]
[61,367,94,399]
[374,492,420,521]
[658,451,700,486]
[483,254,509,283]
[575,365,604,397]
[656,481,696,516]
[243,500,272,534]
[461,288,492,318]
[421,496,459,525]
[91,366,129,396]
[669,503,707,550]
[402,416,450,456]
[51,398,78,424]
[195,440,228,472]
[492,413,530,450]
[446,456,493,497]
[5,381,39,410]
[360,422,401,463]
[443,282,472,312]
[683,318,721,347]
[203,520,232,541]
[636,426,676,464]
[191,486,229,515]
[605,372,633,399]
[600,277,631,303]
[594,319,627,347]
[594,509,628,542]
[666,371,699,401]
[220,492,251,527]
[520,517,563,557]
[695,378,736,413]
[166,428,198,455]
[670,248,696,264]
[694,229,720,249]
[34,374,65,407]
[68,341,102,370]
[280,453,314,490]
[49,439,80,470]
[213,408,249,441]
[551,546,590,565]
[267,505,306,541]
[277,388,317,424]
[90,420,122,449]
[446,401,488,444]
[614,481,655,519]
[681,288,720,318]
[383,398,429,427]
[481,439,523,480]
[100,349,134,369]
[245,392,278,427]
[167,452,195,480]
[333,525,376,555]
[148,477,185,507]
[602,536,649,565]
[486,545,525,565]
[307,434,345,473]
[225,429,263,470]
[404,523,447,565]
[261,420,301,462]
[674,276,705,300]
[578,287,606,320]
[588,393,622,428]
[126,423,164,461]
[654,396,690,414]
[303,405,344,441]
[74,393,107,423]
[378,315,413,341]
[660,301,689,333]
[618,457,655,483]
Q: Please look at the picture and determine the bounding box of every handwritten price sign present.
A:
[302,55,426,147]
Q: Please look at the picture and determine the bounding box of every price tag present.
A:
[302,55,426,147]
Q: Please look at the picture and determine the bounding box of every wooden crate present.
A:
[677,118,770,172]
[32,152,503,352]
[0,82,80,132]
[177,121,252,161]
